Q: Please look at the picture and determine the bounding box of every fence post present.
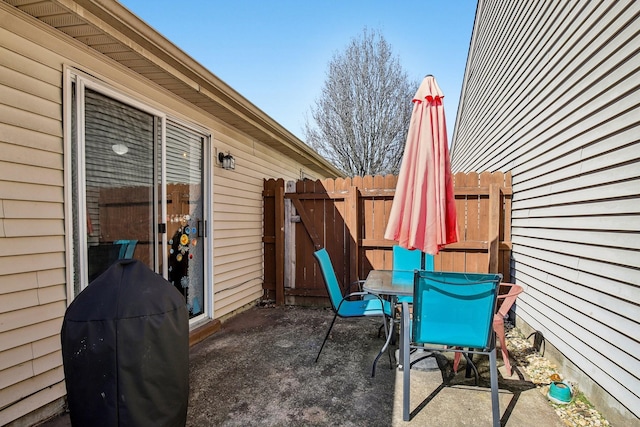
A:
[284,181,296,291]
[488,183,500,274]
[346,185,359,286]
[275,183,285,305]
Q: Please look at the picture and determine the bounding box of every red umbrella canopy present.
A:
[384,75,458,255]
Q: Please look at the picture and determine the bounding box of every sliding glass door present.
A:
[70,73,209,322]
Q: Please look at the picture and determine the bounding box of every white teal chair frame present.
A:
[401,270,502,425]
[313,248,392,363]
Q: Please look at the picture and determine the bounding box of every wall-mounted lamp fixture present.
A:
[111,143,129,155]
[218,152,235,170]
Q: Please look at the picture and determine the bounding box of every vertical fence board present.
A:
[372,175,388,270]
[346,186,359,285]
[502,171,513,282]
[328,179,346,292]
[360,175,376,277]
[465,172,483,273]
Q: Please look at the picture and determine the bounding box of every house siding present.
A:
[0,2,333,424]
[0,8,68,424]
[450,0,640,425]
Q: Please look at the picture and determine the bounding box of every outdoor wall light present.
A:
[111,143,129,155]
[218,152,235,170]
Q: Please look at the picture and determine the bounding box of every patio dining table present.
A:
[362,269,415,376]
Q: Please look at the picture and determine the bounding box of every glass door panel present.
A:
[83,88,157,281]
[165,123,205,319]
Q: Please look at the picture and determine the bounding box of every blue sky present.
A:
[119,1,478,141]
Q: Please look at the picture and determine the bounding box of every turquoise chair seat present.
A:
[336,297,392,318]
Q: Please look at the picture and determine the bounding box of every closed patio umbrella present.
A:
[384,75,458,255]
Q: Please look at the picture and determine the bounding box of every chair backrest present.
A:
[392,245,435,271]
[392,245,434,284]
[412,270,502,349]
[393,245,421,271]
[115,239,138,259]
[313,248,344,312]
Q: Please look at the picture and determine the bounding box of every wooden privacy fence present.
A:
[263,172,512,306]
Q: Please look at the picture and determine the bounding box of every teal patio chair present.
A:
[384,245,431,346]
[370,246,435,375]
[392,245,434,303]
[313,248,392,362]
[400,270,502,425]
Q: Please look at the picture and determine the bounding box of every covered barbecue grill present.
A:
[61,259,189,426]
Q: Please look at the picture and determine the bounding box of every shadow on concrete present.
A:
[38,305,563,426]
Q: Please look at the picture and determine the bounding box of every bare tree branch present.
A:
[305,28,417,177]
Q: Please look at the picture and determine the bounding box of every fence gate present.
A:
[263,172,512,306]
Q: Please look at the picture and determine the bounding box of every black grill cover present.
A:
[61,259,189,427]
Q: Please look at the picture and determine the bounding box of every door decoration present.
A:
[168,214,200,316]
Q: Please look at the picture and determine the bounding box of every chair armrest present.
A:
[346,280,370,301]
[348,279,366,293]
[335,291,371,311]
[343,291,370,300]
[336,291,392,317]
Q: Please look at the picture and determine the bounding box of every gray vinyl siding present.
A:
[450,0,639,423]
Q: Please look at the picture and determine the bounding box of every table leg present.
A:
[397,326,404,369]
[371,314,393,377]
[371,296,397,377]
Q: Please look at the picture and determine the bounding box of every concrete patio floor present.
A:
[38,305,563,426]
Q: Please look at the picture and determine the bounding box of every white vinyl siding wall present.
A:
[211,127,315,318]
[0,3,327,423]
[450,0,639,424]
